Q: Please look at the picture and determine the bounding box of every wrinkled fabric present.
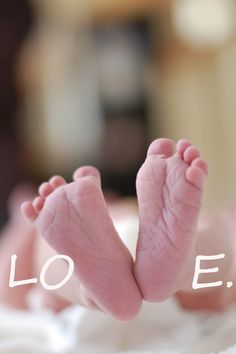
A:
[0,298,236,354]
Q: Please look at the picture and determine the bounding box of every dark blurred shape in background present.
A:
[95,21,151,195]
[0,0,34,227]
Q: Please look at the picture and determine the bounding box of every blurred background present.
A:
[1,0,236,228]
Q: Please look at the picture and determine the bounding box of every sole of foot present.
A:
[22,166,142,321]
[134,138,208,302]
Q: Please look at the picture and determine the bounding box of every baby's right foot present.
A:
[21,167,142,320]
[134,139,208,302]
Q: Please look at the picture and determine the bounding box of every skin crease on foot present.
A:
[134,138,208,302]
[21,167,142,321]
[21,138,208,319]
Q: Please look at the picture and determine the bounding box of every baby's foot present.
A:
[134,139,208,301]
[21,167,142,320]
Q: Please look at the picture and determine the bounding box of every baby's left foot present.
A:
[21,167,142,320]
[134,139,208,301]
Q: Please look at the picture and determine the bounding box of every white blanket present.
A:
[0,298,236,354]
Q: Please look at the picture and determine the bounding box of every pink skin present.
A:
[134,138,208,302]
[21,138,208,318]
[21,167,142,321]
[0,185,36,309]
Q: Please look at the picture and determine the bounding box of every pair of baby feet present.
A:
[21,138,208,320]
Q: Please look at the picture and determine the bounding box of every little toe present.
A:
[186,165,206,189]
[176,139,192,157]
[21,201,38,221]
[183,146,200,164]
[192,157,209,176]
[33,196,45,212]
[49,176,66,189]
[39,182,54,198]
[73,166,101,187]
[147,138,175,158]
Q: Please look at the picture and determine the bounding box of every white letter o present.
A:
[40,255,74,291]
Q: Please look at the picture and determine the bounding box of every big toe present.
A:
[73,166,101,187]
[147,138,175,158]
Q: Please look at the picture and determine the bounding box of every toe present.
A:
[147,138,175,158]
[186,165,206,189]
[192,157,208,176]
[73,166,101,187]
[49,175,66,189]
[183,146,200,164]
[39,182,54,198]
[21,201,38,221]
[33,196,45,212]
[176,139,192,157]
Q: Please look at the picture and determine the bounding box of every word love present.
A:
[9,253,231,291]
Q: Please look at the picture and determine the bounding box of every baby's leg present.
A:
[0,184,79,312]
[22,167,142,321]
[134,138,235,310]
[176,215,235,311]
[0,185,36,308]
